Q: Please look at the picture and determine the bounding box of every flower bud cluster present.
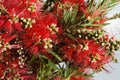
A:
[43,38,53,49]
[17,47,26,68]
[20,18,36,28]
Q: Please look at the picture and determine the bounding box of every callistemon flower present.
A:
[61,0,84,5]
[0,52,35,79]
[2,0,26,17]
[63,39,112,70]
[17,68,36,80]
[0,0,119,80]
[70,76,87,80]
[0,64,5,77]
[22,13,59,56]
[82,41,111,69]
[2,0,42,15]
[81,6,107,28]
[54,76,62,80]
[0,0,43,33]
[0,52,18,79]
[0,33,19,53]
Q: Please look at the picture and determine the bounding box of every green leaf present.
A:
[85,73,94,78]
[106,1,120,11]
[110,0,120,3]
[47,49,62,61]
[63,9,71,24]
[28,56,37,64]
[62,5,79,27]
[80,23,109,27]
[88,0,95,11]
[66,33,78,42]
[39,54,48,59]
[71,5,78,23]
[64,62,69,78]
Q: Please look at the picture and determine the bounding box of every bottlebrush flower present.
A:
[2,20,13,34]
[18,68,36,80]
[1,0,43,22]
[0,33,17,54]
[81,6,107,27]
[0,16,22,34]
[0,53,19,79]
[27,44,40,56]
[0,45,36,79]
[0,0,120,80]
[2,0,27,15]
[70,76,87,80]
[63,39,112,70]
[54,76,62,80]
[61,0,84,5]
[0,64,5,77]
[21,13,58,56]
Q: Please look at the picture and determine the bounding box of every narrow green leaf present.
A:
[80,23,109,27]
[66,33,78,42]
[47,49,62,61]
[39,54,48,59]
[71,5,78,23]
[28,56,37,64]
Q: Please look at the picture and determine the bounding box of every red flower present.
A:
[63,39,111,69]
[2,0,27,15]
[13,22,23,32]
[54,76,62,80]
[0,19,5,27]
[18,68,36,80]
[0,64,5,77]
[65,47,74,61]
[20,13,58,56]
[0,0,119,80]
[28,45,39,56]
[2,20,13,34]
[61,0,84,5]
[70,76,86,80]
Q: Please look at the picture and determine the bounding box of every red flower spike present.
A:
[0,0,119,80]
[0,20,4,27]
[18,68,36,80]
[61,0,84,5]
[4,34,16,43]
[13,22,23,32]
[11,60,19,68]
[3,20,13,34]
[54,76,62,80]
[63,39,111,69]
[29,45,39,56]
[2,0,26,15]
[0,64,6,77]
[70,76,86,80]
[64,47,74,61]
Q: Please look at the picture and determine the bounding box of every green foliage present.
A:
[36,60,58,80]
[47,49,62,61]
[110,0,120,3]
[36,54,61,80]
[62,5,78,26]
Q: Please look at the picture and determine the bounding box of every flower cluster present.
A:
[0,0,120,80]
